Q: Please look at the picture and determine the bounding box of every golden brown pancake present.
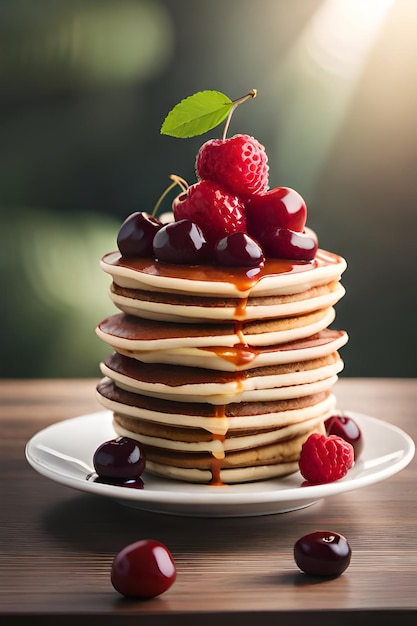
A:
[95,247,348,484]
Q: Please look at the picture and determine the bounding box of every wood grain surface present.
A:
[1,378,416,625]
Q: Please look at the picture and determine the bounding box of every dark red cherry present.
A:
[93,436,146,479]
[117,212,163,257]
[246,187,307,238]
[261,227,317,261]
[215,232,265,267]
[153,219,209,264]
[294,530,351,577]
[325,414,363,460]
[111,539,176,598]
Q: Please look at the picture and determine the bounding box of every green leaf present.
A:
[160,90,233,138]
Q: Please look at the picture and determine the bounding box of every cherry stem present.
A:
[222,88,257,140]
[152,174,189,216]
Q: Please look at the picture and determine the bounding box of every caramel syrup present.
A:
[234,295,248,320]
[210,455,224,487]
[202,344,259,368]
[208,345,247,485]
[200,314,260,371]
[210,407,227,485]
[106,253,320,292]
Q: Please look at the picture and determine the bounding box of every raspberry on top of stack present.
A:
[95,89,348,485]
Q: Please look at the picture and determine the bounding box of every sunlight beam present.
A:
[267,0,395,197]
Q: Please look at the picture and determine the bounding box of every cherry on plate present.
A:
[294,530,351,577]
[111,539,177,598]
[93,436,146,480]
[325,414,363,460]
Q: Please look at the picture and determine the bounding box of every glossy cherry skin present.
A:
[153,219,209,264]
[246,187,307,239]
[93,436,146,479]
[325,414,363,460]
[294,530,351,577]
[304,225,318,244]
[111,539,176,598]
[215,232,265,267]
[260,227,317,261]
[117,212,163,257]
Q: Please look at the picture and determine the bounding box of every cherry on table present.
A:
[325,414,363,460]
[93,436,146,480]
[294,530,351,577]
[117,212,163,257]
[111,539,176,598]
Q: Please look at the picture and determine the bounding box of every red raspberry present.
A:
[195,134,269,198]
[298,433,354,485]
[172,179,246,247]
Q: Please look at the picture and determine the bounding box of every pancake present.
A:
[95,247,347,484]
[109,280,345,322]
[100,351,344,404]
[96,307,338,368]
[96,379,335,434]
[134,421,326,484]
[145,460,301,483]
[100,249,346,300]
[113,413,325,457]
[141,423,324,470]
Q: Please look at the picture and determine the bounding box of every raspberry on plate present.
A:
[195,134,269,198]
[298,433,354,485]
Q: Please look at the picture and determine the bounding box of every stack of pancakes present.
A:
[95,248,348,484]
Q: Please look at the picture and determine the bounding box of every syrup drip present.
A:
[208,320,252,485]
[235,321,245,345]
[209,365,245,485]
[210,406,227,485]
[234,295,248,320]
[210,456,224,487]
[200,315,260,369]
[214,405,226,418]
[202,344,259,367]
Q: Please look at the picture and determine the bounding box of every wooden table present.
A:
[1,378,417,625]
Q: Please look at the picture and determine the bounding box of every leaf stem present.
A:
[152,174,189,216]
[222,88,257,140]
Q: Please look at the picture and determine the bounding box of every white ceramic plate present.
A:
[25,411,414,517]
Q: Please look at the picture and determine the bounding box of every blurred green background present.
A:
[1,0,416,379]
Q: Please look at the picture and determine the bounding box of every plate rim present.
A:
[25,410,415,513]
